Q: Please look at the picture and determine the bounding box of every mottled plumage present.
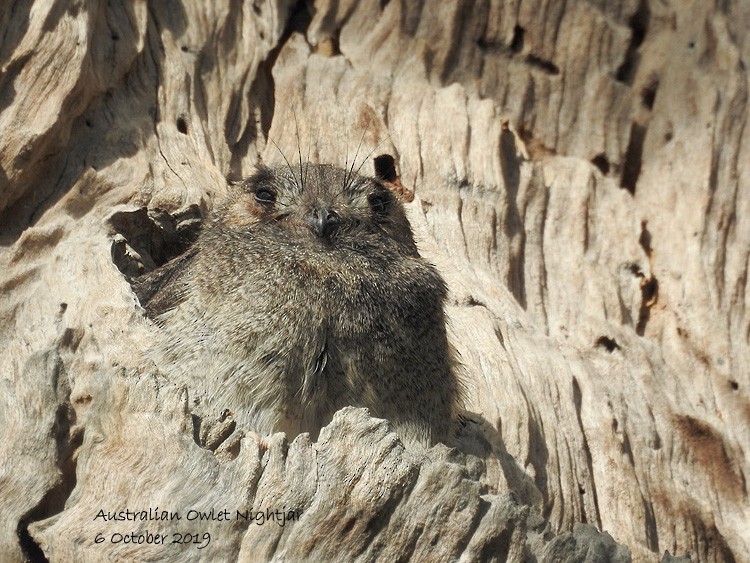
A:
[137,162,459,447]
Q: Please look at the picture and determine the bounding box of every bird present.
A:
[134,158,461,448]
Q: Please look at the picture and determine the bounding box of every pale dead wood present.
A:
[1,1,748,562]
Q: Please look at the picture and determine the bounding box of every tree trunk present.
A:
[1,1,747,561]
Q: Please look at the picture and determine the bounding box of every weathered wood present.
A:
[1,0,748,561]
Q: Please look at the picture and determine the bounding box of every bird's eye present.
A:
[368,191,392,215]
[254,188,276,205]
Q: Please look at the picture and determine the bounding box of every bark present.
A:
[1,1,748,561]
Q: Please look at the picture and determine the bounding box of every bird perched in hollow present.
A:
[136,159,460,448]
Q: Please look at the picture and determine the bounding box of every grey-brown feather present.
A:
[142,163,460,447]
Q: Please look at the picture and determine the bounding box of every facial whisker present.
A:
[346,112,372,191]
[267,135,300,192]
[343,106,351,188]
[292,107,305,193]
[305,120,313,195]
[326,169,363,201]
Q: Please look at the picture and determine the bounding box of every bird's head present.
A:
[220,160,418,256]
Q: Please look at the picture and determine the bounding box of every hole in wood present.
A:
[510,25,524,53]
[591,154,610,175]
[595,336,620,352]
[374,154,398,183]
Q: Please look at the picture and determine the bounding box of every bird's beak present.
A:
[306,208,339,237]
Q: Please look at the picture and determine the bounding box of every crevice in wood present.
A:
[525,54,559,76]
[231,0,312,177]
[510,25,525,53]
[17,354,79,563]
[571,377,603,530]
[641,495,659,551]
[641,77,659,111]
[639,220,653,257]
[614,0,650,85]
[627,240,658,337]
[282,0,314,44]
[475,32,559,76]
[499,126,527,310]
[620,122,646,194]
[635,277,657,335]
[0,52,33,115]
